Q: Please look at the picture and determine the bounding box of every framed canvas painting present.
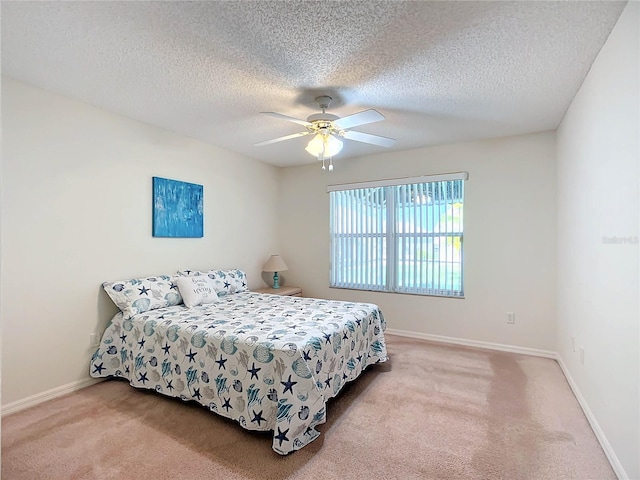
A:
[152,177,203,238]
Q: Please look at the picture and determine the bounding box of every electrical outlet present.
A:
[571,336,576,352]
[580,346,585,365]
[90,333,100,347]
[507,312,515,324]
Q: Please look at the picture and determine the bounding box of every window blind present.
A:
[329,173,466,297]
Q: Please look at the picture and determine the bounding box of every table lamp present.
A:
[262,255,288,289]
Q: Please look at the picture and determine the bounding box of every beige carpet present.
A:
[2,335,615,480]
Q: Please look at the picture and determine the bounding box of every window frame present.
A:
[328,172,468,298]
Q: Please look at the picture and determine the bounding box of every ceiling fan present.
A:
[254,96,396,171]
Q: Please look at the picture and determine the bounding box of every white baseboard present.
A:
[1,377,104,417]
[556,355,627,480]
[385,328,557,358]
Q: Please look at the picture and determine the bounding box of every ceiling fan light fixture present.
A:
[305,132,343,158]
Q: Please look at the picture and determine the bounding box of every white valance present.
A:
[327,171,469,192]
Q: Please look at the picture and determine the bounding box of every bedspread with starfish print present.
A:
[90,292,388,454]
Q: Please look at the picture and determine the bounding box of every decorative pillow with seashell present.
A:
[176,268,248,296]
[102,274,182,318]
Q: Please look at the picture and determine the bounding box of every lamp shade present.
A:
[262,255,288,273]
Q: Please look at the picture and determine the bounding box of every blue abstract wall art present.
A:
[152,177,203,238]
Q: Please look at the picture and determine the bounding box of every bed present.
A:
[90,270,388,454]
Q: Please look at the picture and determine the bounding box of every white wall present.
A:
[1,78,280,405]
[556,2,639,479]
[279,131,557,352]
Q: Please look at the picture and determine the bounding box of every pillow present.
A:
[103,274,182,318]
[222,269,248,295]
[176,268,248,296]
[177,276,220,307]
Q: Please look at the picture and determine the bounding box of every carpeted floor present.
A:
[2,334,615,480]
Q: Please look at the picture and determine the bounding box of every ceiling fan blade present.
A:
[262,112,312,127]
[333,109,385,130]
[342,130,396,148]
[254,131,311,147]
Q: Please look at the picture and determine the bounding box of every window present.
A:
[328,172,467,298]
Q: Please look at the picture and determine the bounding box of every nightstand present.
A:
[254,286,302,297]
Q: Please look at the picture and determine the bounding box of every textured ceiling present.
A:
[1,1,626,167]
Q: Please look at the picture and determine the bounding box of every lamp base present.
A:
[272,272,280,289]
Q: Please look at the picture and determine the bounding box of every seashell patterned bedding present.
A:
[90,291,388,454]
